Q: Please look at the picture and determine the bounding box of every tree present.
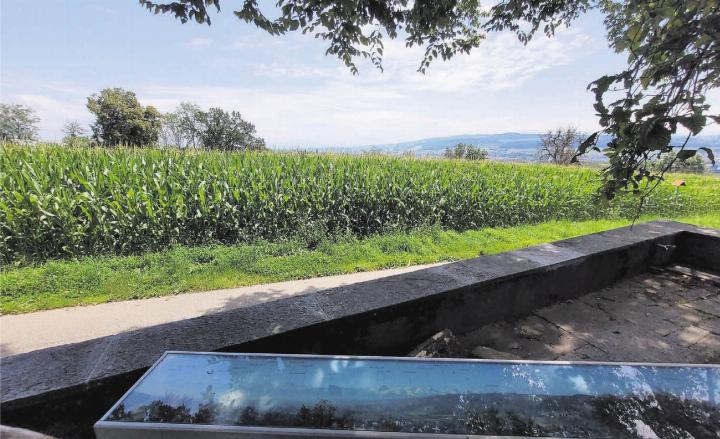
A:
[650,151,706,174]
[295,405,313,427]
[196,107,266,151]
[0,103,39,142]
[160,112,183,148]
[62,121,91,147]
[63,121,86,138]
[144,400,193,423]
[538,127,583,165]
[444,142,488,160]
[309,400,336,428]
[140,0,486,75]
[507,411,542,436]
[160,101,203,148]
[239,406,258,425]
[87,88,161,147]
[465,408,503,435]
[576,0,719,199]
[141,0,719,199]
[177,101,203,148]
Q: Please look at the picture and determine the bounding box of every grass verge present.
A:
[1,214,718,314]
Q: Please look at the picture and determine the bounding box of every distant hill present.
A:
[353,133,720,169]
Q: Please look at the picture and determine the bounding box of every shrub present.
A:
[650,151,706,174]
[443,143,488,160]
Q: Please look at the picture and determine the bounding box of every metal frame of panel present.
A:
[94,351,720,439]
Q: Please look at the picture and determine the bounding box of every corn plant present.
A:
[1,144,717,265]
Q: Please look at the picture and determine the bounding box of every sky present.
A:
[2,1,719,147]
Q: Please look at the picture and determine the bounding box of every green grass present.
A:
[3,144,720,265]
[2,213,718,314]
[3,144,718,313]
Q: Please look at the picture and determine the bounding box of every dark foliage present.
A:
[197,107,266,151]
[87,88,161,147]
[443,142,488,160]
[140,0,720,199]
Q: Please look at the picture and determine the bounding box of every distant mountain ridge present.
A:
[340,133,719,171]
[359,132,720,159]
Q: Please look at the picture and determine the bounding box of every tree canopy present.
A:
[158,102,266,151]
[160,101,203,148]
[140,0,719,198]
[0,103,39,143]
[62,121,91,147]
[87,88,162,147]
[538,127,584,165]
[444,142,488,160]
[577,0,719,199]
[197,107,266,151]
[650,151,706,174]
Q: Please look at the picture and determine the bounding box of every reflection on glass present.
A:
[103,353,720,437]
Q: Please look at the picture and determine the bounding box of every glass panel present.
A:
[104,353,720,437]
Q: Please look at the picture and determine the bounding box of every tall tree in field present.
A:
[197,108,266,151]
[176,101,204,148]
[140,0,719,199]
[87,88,161,147]
[538,127,584,165]
[0,103,39,143]
[160,101,203,148]
[160,112,183,148]
[62,121,86,139]
[62,121,91,147]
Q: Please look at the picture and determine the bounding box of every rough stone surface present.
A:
[2,221,719,438]
[460,265,720,364]
[408,329,461,358]
[470,346,522,360]
[0,425,53,439]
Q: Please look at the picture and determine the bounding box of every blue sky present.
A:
[2,1,719,147]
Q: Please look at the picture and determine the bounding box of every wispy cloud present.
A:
[186,37,213,48]
[9,93,92,140]
[6,16,719,146]
[363,28,592,92]
[230,37,284,50]
[569,375,589,393]
[251,63,347,79]
[227,26,591,92]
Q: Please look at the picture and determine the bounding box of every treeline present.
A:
[110,399,541,435]
[444,127,707,173]
[0,99,707,172]
[443,143,488,161]
[1,88,266,151]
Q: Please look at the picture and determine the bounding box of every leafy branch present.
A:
[139,0,720,199]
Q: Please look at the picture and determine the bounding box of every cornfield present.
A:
[2,144,718,265]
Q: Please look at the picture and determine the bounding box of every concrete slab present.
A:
[459,266,720,364]
[689,333,720,363]
[683,295,720,318]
